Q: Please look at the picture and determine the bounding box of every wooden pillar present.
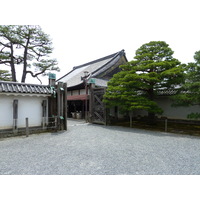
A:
[48,74,56,127]
[89,86,94,123]
[13,99,18,134]
[26,117,29,137]
[42,100,47,129]
[104,88,107,126]
[85,82,88,122]
[165,118,168,132]
[57,82,65,130]
[129,111,133,128]
[57,82,61,130]
[63,83,68,130]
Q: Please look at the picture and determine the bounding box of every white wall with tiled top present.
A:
[156,97,200,120]
[0,95,48,129]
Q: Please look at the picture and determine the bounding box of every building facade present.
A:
[57,50,128,124]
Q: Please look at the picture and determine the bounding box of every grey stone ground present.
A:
[0,119,200,175]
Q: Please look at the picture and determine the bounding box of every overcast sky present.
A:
[2,0,200,84]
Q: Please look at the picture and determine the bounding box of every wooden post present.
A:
[165,118,168,132]
[63,83,68,130]
[104,88,107,126]
[13,99,18,134]
[57,82,61,130]
[55,116,57,131]
[42,100,47,130]
[26,118,29,137]
[85,82,88,122]
[13,119,18,134]
[129,111,133,128]
[48,73,56,125]
[89,87,93,123]
[60,83,64,130]
[42,117,45,130]
[57,82,65,130]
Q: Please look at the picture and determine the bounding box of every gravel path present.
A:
[0,119,200,175]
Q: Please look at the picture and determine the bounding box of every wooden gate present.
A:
[90,88,106,125]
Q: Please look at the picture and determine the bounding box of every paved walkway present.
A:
[1,119,200,175]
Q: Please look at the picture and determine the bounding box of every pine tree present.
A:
[104,41,184,124]
[0,25,59,83]
[172,50,200,107]
[0,70,12,81]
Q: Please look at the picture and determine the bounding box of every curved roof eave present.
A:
[56,49,126,83]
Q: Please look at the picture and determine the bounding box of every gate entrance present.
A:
[90,88,106,125]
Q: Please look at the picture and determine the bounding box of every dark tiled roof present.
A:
[57,50,127,88]
[157,89,178,96]
[0,81,52,95]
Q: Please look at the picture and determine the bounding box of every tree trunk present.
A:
[10,44,17,82]
[147,88,156,124]
[21,46,28,83]
[21,32,30,83]
[129,111,133,128]
[21,62,27,83]
[10,62,16,82]
[147,112,156,125]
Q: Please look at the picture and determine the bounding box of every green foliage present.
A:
[173,50,200,106]
[0,70,12,81]
[187,113,200,120]
[0,25,59,83]
[104,41,184,118]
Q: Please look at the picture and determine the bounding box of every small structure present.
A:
[57,50,128,124]
[0,78,67,137]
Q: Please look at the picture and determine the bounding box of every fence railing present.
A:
[157,118,200,134]
[0,116,61,138]
[109,117,200,136]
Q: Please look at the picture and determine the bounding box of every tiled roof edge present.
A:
[0,81,51,95]
[0,80,49,87]
[73,50,125,70]
[56,50,125,82]
[91,50,126,77]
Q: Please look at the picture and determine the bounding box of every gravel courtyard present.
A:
[1,119,200,175]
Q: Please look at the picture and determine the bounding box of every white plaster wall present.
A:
[17,96,43,127]
[67,91,71,96]
[80,89,86,95]
[157,97,200,120]
[0,96,13,129]
[0,95,48,129]
[73,90,79,95]
[111,96,199,120]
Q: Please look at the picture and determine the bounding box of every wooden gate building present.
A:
[57,50,128,124]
